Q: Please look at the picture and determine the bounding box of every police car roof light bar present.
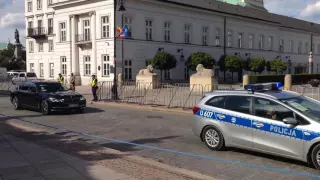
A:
[244,82,283,93]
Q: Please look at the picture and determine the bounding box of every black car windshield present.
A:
[36,83,69,92]
[280,96,320,121]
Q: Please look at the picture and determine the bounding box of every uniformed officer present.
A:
[69,73,75,91]
[57,73,65,85]
[91,74,98,101]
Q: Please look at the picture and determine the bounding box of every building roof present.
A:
[0,43,7,50]
[163,0,320,35]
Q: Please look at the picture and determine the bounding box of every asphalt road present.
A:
[0,97,319,180]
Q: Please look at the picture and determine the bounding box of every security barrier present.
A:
[98,81,240,109]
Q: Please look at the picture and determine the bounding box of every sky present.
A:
[1,0,320,46]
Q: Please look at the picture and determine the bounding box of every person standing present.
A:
[91,74,98,101]
[69,73,75,91]
[57,73,64,85]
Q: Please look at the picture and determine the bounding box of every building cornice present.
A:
[25,15,34,18]
[35,13,44,17]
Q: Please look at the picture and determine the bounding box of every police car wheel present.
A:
[202,126,225,151]
[311,144,320,170]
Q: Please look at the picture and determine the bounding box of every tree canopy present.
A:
[269,59,287,74]
[225,55,242,73]
[186,52,216,71]
[249,57,266,74]
[0,43,26,70]
[150,52,177,71]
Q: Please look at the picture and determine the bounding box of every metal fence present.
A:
[98,81,241,109]
[291,85,320,101]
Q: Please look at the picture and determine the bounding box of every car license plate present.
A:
[69,104,79,107]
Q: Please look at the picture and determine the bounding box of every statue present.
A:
[14,29,20,44]
[193,64,214,76]
[138,65,157,76]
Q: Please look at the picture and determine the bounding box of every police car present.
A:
[192,82,320,170]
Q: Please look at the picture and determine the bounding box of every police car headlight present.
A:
[80,96,86,101]
[48,97,64,103]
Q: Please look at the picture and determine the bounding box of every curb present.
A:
[4,118,218,180]
[90,101,193,116]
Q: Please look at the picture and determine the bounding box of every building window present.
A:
[48,0,52,5]
[279,39,284,52]
[30,63,35,73]
[48,18,53,34]
[258,35,264,50]
[124,60,132,80]
[37,19,42,28]
[124,16,132,38]
[83,20,90,41]
[59,22,66,42]
[164,70,171,80]
[305,42,309,54]
[102,55,111,76]
[29,41,34,52]
[289,40,293,53]
[298,42,302,54]
[238,33,243,48]
[268,36,273,50]
[28,21,33,28]
[215,28,220,46]
[84,56,91,76]
[39,63,44,77]
[27,2,32,12]
[248,34,253,49]
[38,42,43,52]
[184,24,191,44]
[48,40,54,51]
[227,30,232,47]
[164,21,171,42]
[202,26,208,45]
[101,16,110,38]
[49,63,54,77]
[37,0,42,10]
[61,56,67,75]
[146,20,152,40]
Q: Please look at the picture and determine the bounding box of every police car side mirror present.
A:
[283,117,298,125]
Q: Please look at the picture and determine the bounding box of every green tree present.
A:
[269,59,287,74]
[151,52,177,80]
[225,55,243,82]
[249,57,266,74]
[186,52,216,71]
[218,55,226,81]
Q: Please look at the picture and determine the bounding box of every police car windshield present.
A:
[36,83,69,92]
[280,96,320,121]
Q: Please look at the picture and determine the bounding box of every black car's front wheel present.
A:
[41,100,51,115]
[12,96,21,110]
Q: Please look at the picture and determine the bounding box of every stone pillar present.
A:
[309,52,313,74]
[90,11,97,75]
[243,74,249,87]
[71,15,81,85]
[118,73,122,87]
[284,74,292,91]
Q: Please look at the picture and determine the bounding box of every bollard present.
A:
[243,74,249,87]
[117,73,122,87]
[284,74,292,91]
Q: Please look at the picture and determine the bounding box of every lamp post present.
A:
[112,0,125,100]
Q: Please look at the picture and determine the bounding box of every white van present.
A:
[0,67,8,81]
[12,72,37,84]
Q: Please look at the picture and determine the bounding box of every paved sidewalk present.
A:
[0,134,138,180]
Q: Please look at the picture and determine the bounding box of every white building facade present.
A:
[25,0,320,85]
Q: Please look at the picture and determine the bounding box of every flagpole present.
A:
[121,12,124,81]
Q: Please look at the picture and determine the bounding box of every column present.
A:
[90,11,97,75]
[71,15,77,74]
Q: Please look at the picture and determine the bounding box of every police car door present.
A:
[216,95,254,148]
[252,97,304,159]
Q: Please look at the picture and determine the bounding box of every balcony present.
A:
[75,34,91,48]
[27,27,47,39]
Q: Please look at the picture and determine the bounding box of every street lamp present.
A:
[112,0,126,100]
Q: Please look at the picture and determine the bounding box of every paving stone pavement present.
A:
[0,135,138,180]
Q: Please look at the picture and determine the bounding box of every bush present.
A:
[248,74,320,85]
[309,79,320,87]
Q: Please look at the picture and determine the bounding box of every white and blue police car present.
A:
[192,82,320,170]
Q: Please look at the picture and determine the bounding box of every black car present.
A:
[10,81,86,115]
